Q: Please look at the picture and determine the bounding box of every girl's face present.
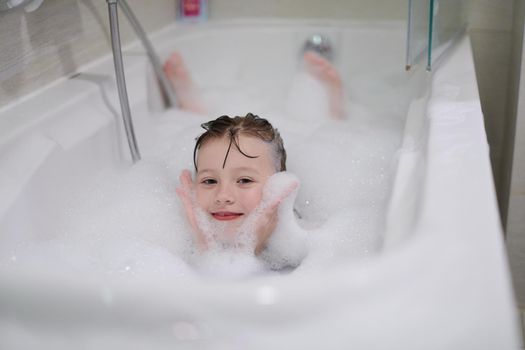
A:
[195,135,276,223]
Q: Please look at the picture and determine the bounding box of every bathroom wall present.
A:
[0,0,176,108]
[506,0,525,308]
[208,0,407,21]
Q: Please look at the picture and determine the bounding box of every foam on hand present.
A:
[257,172,309,270]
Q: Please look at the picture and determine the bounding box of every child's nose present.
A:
[215,183,234,204]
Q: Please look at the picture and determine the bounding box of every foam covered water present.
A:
[0,72,404,282]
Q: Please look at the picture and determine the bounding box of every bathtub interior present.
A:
[0,21,419,268]
[0,20,520,348]
[157,23,418,119]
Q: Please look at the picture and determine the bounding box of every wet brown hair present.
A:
[193,113,286,172]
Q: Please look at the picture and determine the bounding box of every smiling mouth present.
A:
[211,212,244,221]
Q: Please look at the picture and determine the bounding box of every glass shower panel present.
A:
[428,0,466,69]
[406,0,467,71]
[406,0,430,70]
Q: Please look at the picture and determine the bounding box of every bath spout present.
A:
[302,34,333,61]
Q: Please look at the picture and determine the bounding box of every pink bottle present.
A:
[179,0,208,22]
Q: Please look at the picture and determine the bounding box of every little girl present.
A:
[176,113,300,257]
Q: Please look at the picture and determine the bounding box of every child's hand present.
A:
[175,169,208,251]
[253,175,299,255]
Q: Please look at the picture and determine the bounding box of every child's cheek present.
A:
[243,187,264,213]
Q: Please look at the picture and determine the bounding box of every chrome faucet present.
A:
[302,34,334,61]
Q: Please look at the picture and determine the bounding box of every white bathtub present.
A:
[0,20,521,349]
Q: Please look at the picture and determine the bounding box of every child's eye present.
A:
[237,177,254,185]
[201,178,217,185]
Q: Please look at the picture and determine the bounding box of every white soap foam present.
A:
[0,159,199,279]
[284,72,330,121]
[257,172,309,270]
[0,72,404,282]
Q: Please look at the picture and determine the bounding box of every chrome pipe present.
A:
[107,0,141,163]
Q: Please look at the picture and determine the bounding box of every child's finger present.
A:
[176,187,208,250]
[176,176,198,230]
[268,180,299,209]
[280,180,299,199]
[254,210,278,255]
[175,188,194,222]
[179,169,193,190]
[175,187,190,206]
